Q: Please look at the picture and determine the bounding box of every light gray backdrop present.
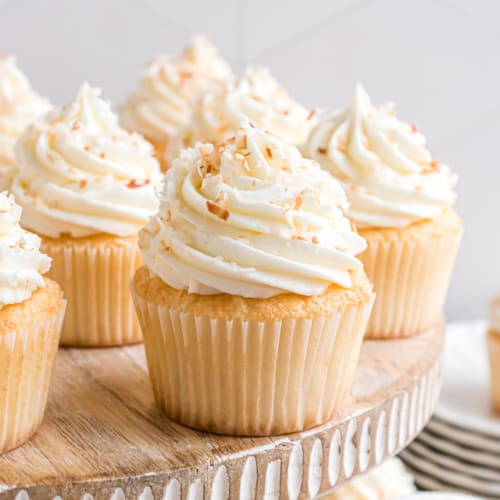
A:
[1,0,498,321]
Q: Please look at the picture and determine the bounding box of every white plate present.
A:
[403,464,495,500]
[417,429,500,468]
[426,419,500,454]
[435,320,500,437]
[400,448,500,497]
[407,440,500,481]
[398,493,483,500]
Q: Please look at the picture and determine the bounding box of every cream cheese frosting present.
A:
[326,458,416,499]
[304,84,456,228]
[0,191,51,309]
[0,56,50,191]
[140,118,366,298]
[169,66,317,161]
[12,83,161,238]
[120,35,233,142]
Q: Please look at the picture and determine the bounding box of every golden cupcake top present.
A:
[169,65,317,160]
[0,191,51,309]
[0,56,51,191]
[12,83,161,238]
[120,35,233,141]
[140,118,366,299]
[304,84,457,228]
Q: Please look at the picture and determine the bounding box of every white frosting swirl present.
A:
[304,84,456,228]
[327,458,415,499]
[0,56,50,191]
[169,66,317,160]
[140,118,366,298]
[120,36,233,141]
[12,83,161,238]
[0,191,51,309]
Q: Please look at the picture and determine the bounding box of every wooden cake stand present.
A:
[0,322,445,500]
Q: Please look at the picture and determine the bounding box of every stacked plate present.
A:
[401,320,500,499]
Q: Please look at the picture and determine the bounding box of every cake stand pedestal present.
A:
[0,321,445,500]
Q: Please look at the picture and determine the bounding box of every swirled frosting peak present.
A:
[0,191,51,309]
[140,118,366,298]
[0,56,50,191]
[12,83,161,238]
[304,84,457,228]
[169,66,317,160]
[120,36,233,142]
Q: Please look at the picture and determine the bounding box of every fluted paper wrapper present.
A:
[0,304,66,455]
[132,288,374,436]
[43,237,142,346]
[359,230,462,339]
[488,331,500,413]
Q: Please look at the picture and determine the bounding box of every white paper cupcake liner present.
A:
[359,229,462,339]
[0,302,66,455]
[131,287,374,436]
[43,237,142,346]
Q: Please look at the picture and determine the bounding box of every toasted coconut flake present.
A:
[84,145,91,152]
[307,109,316,121]
[127,178,151,189]
[99,152,106,159]
[294,196,303,210]
[312,235,319,244]
[265,146,273,159]
[79,179,88,189]
[207,200,230,221]
[317,147,327,154]
[411,124,417,133]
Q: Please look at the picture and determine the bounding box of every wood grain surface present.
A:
[0,322,445,499]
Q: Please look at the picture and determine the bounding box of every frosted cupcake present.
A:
[131,119,374,436]
[305,85,462,339]
[326,458,415,499]
[120,36,233,171]
[12,83,161,346]
[0,56,50,191]
[0,192,65,454]
[488,295,500,413]
[169,66,316,162]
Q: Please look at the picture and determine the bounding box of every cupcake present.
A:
[0,192,65,454]
[168,66,317,162]
[305,85,462,339]
[11,83,161,347]
[488,295,500,413]
[0,56,50,191]
[326,458,415,499]
[120,35,233,171]
[131,118,374,436]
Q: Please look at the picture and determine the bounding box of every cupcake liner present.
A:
[359,228,462,339]
[43,236,142,347]
[131,286,374,436]
[0,302,66,455]
[488,330,500,414]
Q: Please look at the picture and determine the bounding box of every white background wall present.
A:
[1,0,498,320]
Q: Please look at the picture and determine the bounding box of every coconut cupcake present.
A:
[120,36,233,171]
[169,66,317,162]
[488,295,500,413]
[305,85,462,339]
[0,56,50,191]
[0,192,65,454]
[131,118,374,436]
[12,83,161,347]
[326,458,415,499]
